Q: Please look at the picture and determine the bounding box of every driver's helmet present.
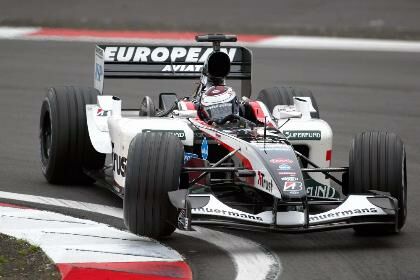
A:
[198,85,239,124]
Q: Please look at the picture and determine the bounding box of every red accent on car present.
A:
[326,150,332,161]
[179,101,195,110]
[248,101,265,123]
[206,85,227,96]
[185,158,210,185]
[185,101,195,110]
[248,101,275,127]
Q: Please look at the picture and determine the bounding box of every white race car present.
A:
[40,34,407,238]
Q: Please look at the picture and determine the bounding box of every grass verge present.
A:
[0,234,60,279]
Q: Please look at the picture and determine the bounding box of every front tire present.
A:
[123,132,184,238]
[348,131,407,234]
[39,86,105,184]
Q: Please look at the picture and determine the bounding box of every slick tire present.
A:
[257,86,320,118]
[348,131,407,234]
[123,132,184,238]
[40,86,105,184]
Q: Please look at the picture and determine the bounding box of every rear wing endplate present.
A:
[94,45,252,97]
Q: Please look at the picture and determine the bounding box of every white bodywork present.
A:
[274,98,333,192]
[86,95,333,194]
[109,117,194,188]
[280,118,333,186]
[87,95,194,188]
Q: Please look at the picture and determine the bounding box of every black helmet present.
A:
[198,86,239,124]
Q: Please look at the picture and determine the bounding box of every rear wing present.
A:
[94,45,252,97]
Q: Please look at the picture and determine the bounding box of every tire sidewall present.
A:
[123,132,183,238]
[40,89,59,181]
[349,131,407,233]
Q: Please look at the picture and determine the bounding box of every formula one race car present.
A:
[40,34,407,238]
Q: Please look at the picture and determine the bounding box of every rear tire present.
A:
[40,86,105,184]
[348,131,407,234]
[123,132,184,238]
[257,86,320,118]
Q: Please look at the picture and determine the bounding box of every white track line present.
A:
[255,36,420,52]
[0,26,40,38]
[0,190,281,280]
[181,227,281,280]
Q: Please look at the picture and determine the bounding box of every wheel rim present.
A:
[40,113,52,163]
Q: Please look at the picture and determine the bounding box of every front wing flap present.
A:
[189,194,397,232]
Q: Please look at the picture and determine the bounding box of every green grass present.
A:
[17,244,40,256]
[0,234,60,279]
[0,255,7,264]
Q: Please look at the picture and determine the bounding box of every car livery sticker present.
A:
[278,171,297,176]
[96,108,110,116]
[184,152,199,164]
[257,171,273,193]
[281,176,299,181]
[283,130,321,140]
[201,137,209,160]
[142,129,186,140]
[269,158,294,164]
[283,182,303,194]
[278,164,292,171]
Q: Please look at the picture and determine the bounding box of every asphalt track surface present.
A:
[1,39,420,279]
[1,0,420,39]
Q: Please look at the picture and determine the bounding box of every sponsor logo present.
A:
[142,129,186,140]
[283,130,321,140]
[254,143,291,151]
[95,63,103,82]
[162,64,203,72]
[111,143,127,177]
[205,102,232,111]
[184,152,198,163]
[307,185,336,198]
[103,46,237,72]
[96,108,109,116]
[95,47,104,58]
[278,172,297,175]
[259,147,291,151]
[309,208,378,222]
[281,176,299,181]
[278,164,292,170]
[269,158,293,164]
[257,171,273,193]
[193,207,263,222]
[201,137,209,160]
[283,181,303,192]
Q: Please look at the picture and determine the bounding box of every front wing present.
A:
[189,194,398,232]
